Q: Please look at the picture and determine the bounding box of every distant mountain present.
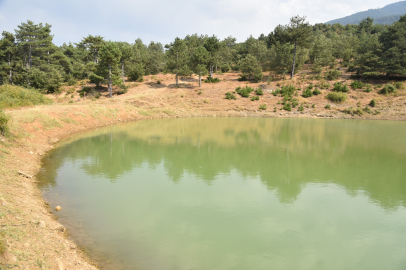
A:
[326,1,406,25]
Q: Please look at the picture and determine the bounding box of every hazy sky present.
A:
[0,0,398,45]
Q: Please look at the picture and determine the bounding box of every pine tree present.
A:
[286,16,312,79]
[203,36,220,77]
[166,38,191,87]
[192,46,210,86]
[99,41,122,97]
[0,31,16,84]
[77,35,105,64]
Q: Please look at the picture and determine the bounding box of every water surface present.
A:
[37,118,406,270]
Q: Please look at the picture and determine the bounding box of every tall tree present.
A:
[192,46,210,87]
[0,31,16,84]
[117,42,133,84]
[166,38,191,87]
[286,16,312,79]
[77,35,105,64]
[203,35,220,77]
[99,41,122,97]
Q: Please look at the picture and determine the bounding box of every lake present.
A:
[37,117,406,270]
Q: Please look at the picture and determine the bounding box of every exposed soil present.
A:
[0,70,405,269]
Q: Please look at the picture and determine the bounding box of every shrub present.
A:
[225,92,236,100]
[347,64,356,72]
[221,64,231,73]
[127,63,145,82]
[363,106,372,114]
[350,81,365,90]
[312,87,322,95]
[379,84,397,95]
[237,74,248,81]
[327,92,347,103]
[394,82,405,89]
[363,87,372,92]
[251,96,259,101]
[235,86,254,98]
[332,82,349,92]
[369,99,376,107]
[259,104,267,110]
[204,76,221,83]
[78,87,92,98]
[312,104,316,108]
[0,85,52,109]
[302,87,313,98]
[325,104,331,109]
[117,84,129,95]
[94,92,101,99]
[255,88,263,95]
[312,65,322,74]
[318,82,330,89]
[325,69,341,80]
[0,109,10,136]
[273,85,296,97]
[298,104,304,112]
[283,102,292,111]
[291,98,299,108]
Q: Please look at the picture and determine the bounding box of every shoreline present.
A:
[1,74,405,269]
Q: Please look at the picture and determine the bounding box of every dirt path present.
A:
[0,72,405,269]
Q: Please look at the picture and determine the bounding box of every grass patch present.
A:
[59,117,78,125]
[0,85,52,109]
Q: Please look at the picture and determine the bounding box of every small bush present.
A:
[312,104,316,108]
[302,87,313,98]
[394,82,405,89]
[312,87,322,95]
[204,76,221,83]
[117,84,129,95]
[259,104,267,110]
[221,64,231,73]
[255,88,263,95]
[363,106,372,114]
[291,98,299,108]
[251,96,259,101]
[0,109,10,136]
[237,74,248,81]
[157,80,161,84]
[283,102,292,111]
[350,81,365,90]
[379,84,397,95]
[225,92,236,100]
[312,65,322,74]
[363,87,372,92]
[318,82,330,89]
[369,99,376,107]
[78,87,92,98]
[325,69,341,80]
[325,104,331,109]
[235,86,254,98]
[298,104,304,112]
[347,64,356,72]
[94,93,101,99]
[327,92,347,103]
[332,82,349,92]
[273,85,296,97]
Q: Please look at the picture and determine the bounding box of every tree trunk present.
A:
[28,45,32,69]
[108,63,112,98]
[8,53,12,84]
[291,39,297,79]
[121,61,125,84]
[199,73,201,87]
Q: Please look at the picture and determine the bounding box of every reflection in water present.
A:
[37,118,406,270]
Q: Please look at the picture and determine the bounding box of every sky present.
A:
[0,0,399,46]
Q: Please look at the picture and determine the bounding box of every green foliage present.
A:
[127,63,145,82]
[78,86,92,98]
[204,76,221,83]
[312,87,322,95]
[369,99,376,107]
[379,84,397,95]
[332,82,350,92]
[327,92,347,103]
[325,69,341,80]
[251,96,259,101]
[0,85,52,109]
[272,85,296,97]
[235,86,254,97]
[0,109,10,136]
[221,64,231,73]
[318,82,330,89]
[350,81,366,89]
[394,82,405,89]
[255,88,263,95]
[363,86,373,92]
[283,102,292,111]
[237,54,263,82]
[291,98,299,108]
[325,104,331,109]
[302,86,313,98]
[89,72,104,86]
[258,104,267,110]
[117,84,129,95]
[225,92,236,100]
[298,104,304,112]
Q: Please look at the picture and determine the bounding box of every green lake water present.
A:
[37,117,406,270]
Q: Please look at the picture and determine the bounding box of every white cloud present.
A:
[0,0,398,45]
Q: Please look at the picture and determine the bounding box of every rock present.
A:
[18,171,32,178]
[55,206,62,211]
[38,221,46,228]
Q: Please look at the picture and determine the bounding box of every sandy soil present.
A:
[0,70,405,269]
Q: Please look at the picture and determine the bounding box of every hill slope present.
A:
[326,1,406,25]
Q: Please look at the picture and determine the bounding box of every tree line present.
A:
[1,15,405,95]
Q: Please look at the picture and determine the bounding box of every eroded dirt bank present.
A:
[1,72,405,269]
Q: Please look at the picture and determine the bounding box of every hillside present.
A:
[326,1,406,25]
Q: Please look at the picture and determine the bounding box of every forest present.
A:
[0,15,406,97]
